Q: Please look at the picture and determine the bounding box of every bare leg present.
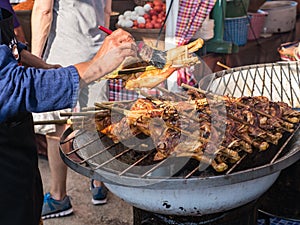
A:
[93,180,104,188]
[46,124,70,201]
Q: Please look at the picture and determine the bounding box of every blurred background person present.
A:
[31,0,113,220]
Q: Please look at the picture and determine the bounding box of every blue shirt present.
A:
[0,44,80,122]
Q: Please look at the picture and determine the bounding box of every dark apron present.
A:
[0,8,43,225]
[0,113,43,225]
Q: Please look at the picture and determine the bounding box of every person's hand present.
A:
[92,42,137,75]
[75,40,137,86]
[93,28,136,60]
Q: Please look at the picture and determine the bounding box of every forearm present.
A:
[74,60,103,88]
[31,0,53,57]
[20,50,60,69]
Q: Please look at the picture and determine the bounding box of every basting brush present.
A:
[98,25,167,69]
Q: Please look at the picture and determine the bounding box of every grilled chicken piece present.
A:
[125,66,177,90]
[100,117,141,143]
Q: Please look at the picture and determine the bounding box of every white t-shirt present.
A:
[44,0,106,66]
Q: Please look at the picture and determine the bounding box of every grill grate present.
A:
[200,62,300,109]
[60,124,299,180]
[64,129,203,179]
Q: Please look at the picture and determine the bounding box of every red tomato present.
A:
[149,9,158,16]
[157,13,164,19]
[145,22,153,29]
[151,15,158,21]
[153,0,163,6]
[153,5,162,12]
[156,18,163,24]
[133,20,138,26]
[153,23,162,29]
[143,13,150,19]
[138,23,146,28]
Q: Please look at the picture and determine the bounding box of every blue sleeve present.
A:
[0,45,80,122]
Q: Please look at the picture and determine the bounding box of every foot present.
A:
[90,180,108,205]
[41,192,73,219]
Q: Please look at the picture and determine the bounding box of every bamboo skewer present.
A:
[60,110,110,117]
[96,102,155,118]
[95,102,148,116]
[217,61,231,70]
[34,119,72,125]
[80,100,135,111]
[96,100,135,105]
[34,116,106,128]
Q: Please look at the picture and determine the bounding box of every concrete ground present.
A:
[38,156,134,225]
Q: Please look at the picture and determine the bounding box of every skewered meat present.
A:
[97,91,300,173]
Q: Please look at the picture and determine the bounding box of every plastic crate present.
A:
[224,16,249,46]
[247,10,268,40]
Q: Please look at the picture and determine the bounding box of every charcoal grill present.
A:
[60,125,300,215]
[59,60,300,216]
[199,61,300,220]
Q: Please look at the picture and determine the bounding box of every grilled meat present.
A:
[97,93,300,173]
